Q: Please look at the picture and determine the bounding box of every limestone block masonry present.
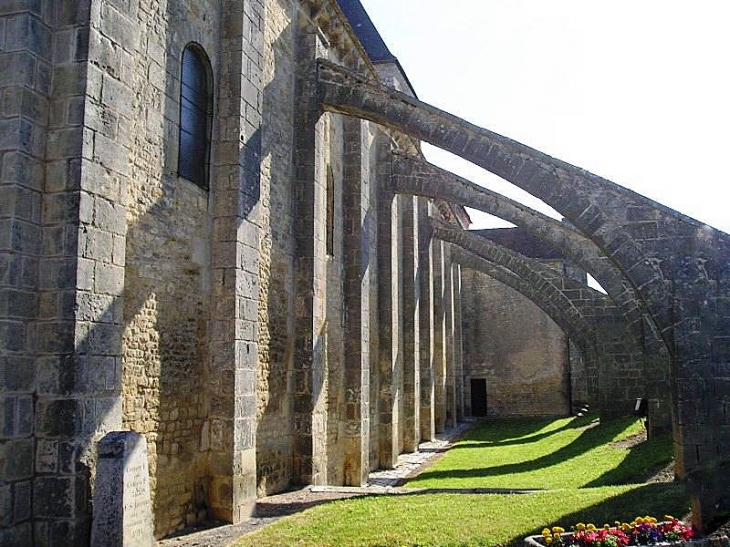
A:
[317,57,730,530]
[4,0,726,544]
[461,267,571,418]
[0,0,466,543]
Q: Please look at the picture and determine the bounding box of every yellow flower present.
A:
[635,517,644,525]
[664,515,675,521]
[546,537,553,545]
[604,525,610,530]
[554,533,562,540]
[552,527,565,534]
[543,529,551,537]
[586,524,597,532]
[621,523,631,532]
[576,523,586,532]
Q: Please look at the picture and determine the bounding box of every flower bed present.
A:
[525,517,730,547]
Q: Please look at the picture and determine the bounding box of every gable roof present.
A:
[336,0,396,62]
[336,0,417,97]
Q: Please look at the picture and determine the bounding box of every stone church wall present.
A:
[0,4,50,543]
[119,0,220,536]
[0,0,468,543]
[462,268,572,418]
[255,0,297,498]
[5,0,730,538]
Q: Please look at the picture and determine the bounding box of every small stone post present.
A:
[91,431,153,547]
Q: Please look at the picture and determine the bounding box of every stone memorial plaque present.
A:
[91,431,153,547]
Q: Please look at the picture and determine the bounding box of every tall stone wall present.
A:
[0,1,470,543]
[0,0,141,543]
[0,2,50,543]
[462,269,571,418]
[255,0,297,498]
[119,0,220,537]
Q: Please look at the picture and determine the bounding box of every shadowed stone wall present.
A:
[256,0,297,498]
[0,0,135,543]
[119,0,220,536]
[460,229,579,418]
[462,267,572,418]
[1,2,53,544]
[0,0,266,542]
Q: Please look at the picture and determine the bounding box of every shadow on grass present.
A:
[414,417,635,482]
[463,416,571,443]
[585,433,674,487]
[459,414,598,449]
[505,483,690,547]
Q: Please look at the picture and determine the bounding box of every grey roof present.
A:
[336,0,417,97]
[336,0,396,63]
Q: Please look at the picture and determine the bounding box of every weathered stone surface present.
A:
[392,154,673,431]
[12,0,723,542]
[461,265,572,418]
[0,1,424,544]
[91,431,153,547]
[435,214,654,420]
[317,58,730,527]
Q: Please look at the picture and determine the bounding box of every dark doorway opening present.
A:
[471,378,487,416]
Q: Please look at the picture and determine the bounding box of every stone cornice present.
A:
[301,1,421,155]
[301,0,377,75]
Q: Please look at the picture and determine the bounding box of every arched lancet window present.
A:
[179,43,213,189]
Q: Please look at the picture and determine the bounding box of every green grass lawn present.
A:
[407,414,673,489]
[234,484,687,547]
[234,415,686,547]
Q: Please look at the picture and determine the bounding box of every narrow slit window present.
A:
[179,44,212,188]
[326,165,335,256]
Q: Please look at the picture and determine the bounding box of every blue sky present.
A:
[359,1,730,233]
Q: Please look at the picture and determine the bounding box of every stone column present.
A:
[31,1,135,543]
[443,243,456,428]
[207,0,264,522]
[418,198,435,441]
[401,195,420,452]
[432,237,446,433]
[341,116,374,485]
[453,263,465,422]
[291,15,329,486]
[376,132,403,468]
